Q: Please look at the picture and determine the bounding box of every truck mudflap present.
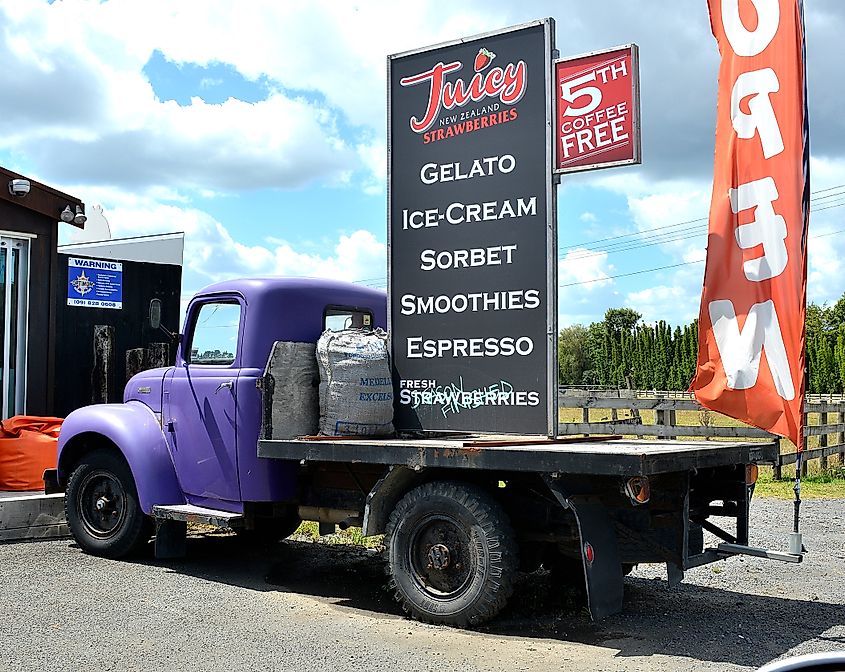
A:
[543,475,624,621]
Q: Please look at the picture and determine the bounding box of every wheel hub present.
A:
[77,470,127,539]
[427,543,451,570]
[409,514,474,598]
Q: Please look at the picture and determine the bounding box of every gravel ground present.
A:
[0,497,843,672]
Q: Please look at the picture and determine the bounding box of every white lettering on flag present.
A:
[730,177,789,282]
[721,0,780,56]
[731,69,784,159]
[709,299,795,400]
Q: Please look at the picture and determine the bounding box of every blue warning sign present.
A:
[67,257,123,310]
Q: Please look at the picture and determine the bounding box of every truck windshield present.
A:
[188,301,241,365]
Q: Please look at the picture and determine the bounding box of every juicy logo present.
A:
[400,57,527,134]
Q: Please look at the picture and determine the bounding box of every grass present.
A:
[290,521,384,549]
[754,468,845,499]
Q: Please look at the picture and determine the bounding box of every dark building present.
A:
[0,166,86,418]
[52,248,182,417]
[0,165,183,419]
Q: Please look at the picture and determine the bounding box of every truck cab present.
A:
[54,277,386,556]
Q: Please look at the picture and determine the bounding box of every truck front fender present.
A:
[57,401,185,514]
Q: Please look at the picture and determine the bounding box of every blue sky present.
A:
[1,0,843,328]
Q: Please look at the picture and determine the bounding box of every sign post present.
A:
[554,44,640,174]
[388,20,557,435]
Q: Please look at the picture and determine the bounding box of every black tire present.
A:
[235,511,302,545]
[385,481,518,627]
[65,448,151,559]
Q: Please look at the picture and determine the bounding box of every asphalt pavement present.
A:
[0,498,843,672]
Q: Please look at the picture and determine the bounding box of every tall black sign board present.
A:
[388,20,557,435]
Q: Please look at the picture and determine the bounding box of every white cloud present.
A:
[557,249,617,327]
[805,156,845,305]
[0,2,359,192]
[811,155,845,192]
[579,212,597,223]
[272,230,386,282]
[65,195,386,290]
[626,282,699,325]
[559,248,612,291]
[2,1,843,197]
[357,140,387,196]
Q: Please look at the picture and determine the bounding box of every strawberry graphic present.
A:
[474,48,496,72]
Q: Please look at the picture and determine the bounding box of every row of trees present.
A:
[559,294,845,394]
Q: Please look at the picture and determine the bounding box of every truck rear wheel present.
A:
[65,448,151,559]
[385,481,518,627]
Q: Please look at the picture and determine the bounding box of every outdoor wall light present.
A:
[60,205,74,223]
[8,179,30,197]
[73,205,87,226]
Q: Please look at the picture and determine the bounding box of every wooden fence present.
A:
[558,388,845,479]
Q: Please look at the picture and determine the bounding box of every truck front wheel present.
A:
[65,448,151,559]
[385,481,518,627]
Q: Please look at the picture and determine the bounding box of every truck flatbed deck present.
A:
[257,436,779,477]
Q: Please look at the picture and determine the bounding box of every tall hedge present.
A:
[559,292,845,393]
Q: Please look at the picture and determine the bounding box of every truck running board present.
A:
[152,504,243,527]
[713,542,803,564]
[151,505,244,560]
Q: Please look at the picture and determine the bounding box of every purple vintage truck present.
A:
[48,276,800,628]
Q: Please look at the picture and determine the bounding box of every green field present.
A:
[291,521,384,548]
[559,406,845,480]
[754,470,845,499]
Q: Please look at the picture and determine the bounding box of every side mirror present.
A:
[149,298,162,331]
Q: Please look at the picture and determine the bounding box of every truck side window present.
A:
[324,306,373,332]
[188,302,241,365]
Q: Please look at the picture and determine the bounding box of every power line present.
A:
[560,215,707,252]
[559,226,845,288]
[811,183,845,195]
[561,198,845,261]
[561,221,706,256]
[559,259,704,288]
[812,199,845,213]
[811,189,845,203]
[558,183,844,252]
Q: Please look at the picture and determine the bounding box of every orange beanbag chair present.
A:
[0,416,63,491]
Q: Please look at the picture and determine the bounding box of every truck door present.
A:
[163,297,243,504]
